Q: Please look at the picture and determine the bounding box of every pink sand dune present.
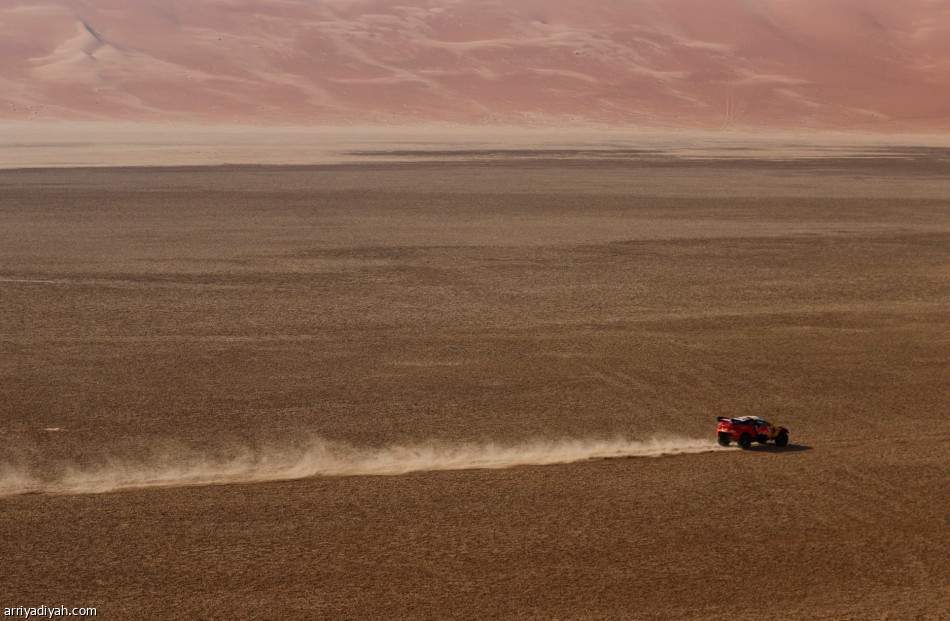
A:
[1,0,949,130]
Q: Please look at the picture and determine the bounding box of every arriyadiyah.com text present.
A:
[4,606,97,619]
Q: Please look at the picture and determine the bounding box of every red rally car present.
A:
[717,416,789,449]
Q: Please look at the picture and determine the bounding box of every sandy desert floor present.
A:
[1,152,949,619]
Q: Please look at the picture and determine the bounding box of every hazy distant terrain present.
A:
[2,0,950,129]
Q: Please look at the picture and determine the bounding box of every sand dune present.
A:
[2,0,949,129]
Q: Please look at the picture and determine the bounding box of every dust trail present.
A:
[0,437,723,496]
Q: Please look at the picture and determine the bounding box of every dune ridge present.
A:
[2,0,949,129]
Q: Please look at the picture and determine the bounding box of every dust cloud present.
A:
[0,437,723,496]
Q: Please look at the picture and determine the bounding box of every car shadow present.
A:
[742,443,812,453]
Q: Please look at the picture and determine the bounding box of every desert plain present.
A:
[0,141,948,620]
[3,0,950,617]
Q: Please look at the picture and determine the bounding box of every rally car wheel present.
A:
[775,431,789,447]
[717,433,731,447]
[738,433,753,450]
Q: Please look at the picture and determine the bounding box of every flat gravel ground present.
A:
[1,156,948,619]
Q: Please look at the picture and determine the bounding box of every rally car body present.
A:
[717,416,789,449]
